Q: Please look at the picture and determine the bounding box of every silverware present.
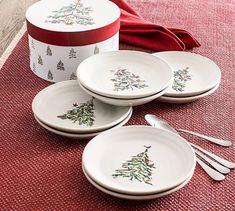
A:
[196,158,225,181]
[191,143,235,169]
[144,114,235,169]
[177,129,232,147]
[145,114,232,147]
[194,150,230,174]
[145,114,235,181]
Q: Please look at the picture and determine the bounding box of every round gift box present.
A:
[26,0,120,82]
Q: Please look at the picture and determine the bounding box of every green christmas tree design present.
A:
[57,98,95,126]
[69,48,77,59]
[94,45,99,54]
[31,39,35,49]
[47,70,53,80]
[45,0,94,26]
[47,46,52,56]
[112,146,155,185]
[110,68,148,91]
[32,63,36,72]
[38,55,43,65]
[172,67,192,92]
[70,72,77,80]
[57,60,65,70]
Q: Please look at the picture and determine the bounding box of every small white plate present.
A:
[34,108,132,139]
[82,164,194,200]
[79,82,171,106]
[158,81,220,104]
[32,80,132,133]
[152,51,221,97]
[77,50,173,99]
[82,126,196,195]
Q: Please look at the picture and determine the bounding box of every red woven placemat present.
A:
[0,0,234,210]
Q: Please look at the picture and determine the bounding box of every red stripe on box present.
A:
[26,18,120,46]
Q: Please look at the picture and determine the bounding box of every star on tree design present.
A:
[47,70,53,80]
[172,67,192,92]
[57,98,95,126]
[38,55,43,65]
[57,60,65,71]
[45,0,94,26]
[47,46,52,56]
[112,146,155,185]
[110,68,148,91]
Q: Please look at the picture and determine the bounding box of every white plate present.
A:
[32,80,132,133]
[82,126,196,195]
[82,164,194,200]
[158,81,220,104]
[34,108,132,139]
[152,51,221,97]
[77,50,173,99]
[79,82,171,106]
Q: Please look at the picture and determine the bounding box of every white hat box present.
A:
[26,0,120,82]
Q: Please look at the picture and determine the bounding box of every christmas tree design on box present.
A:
[47,46,52,56]
[45,0,94,26]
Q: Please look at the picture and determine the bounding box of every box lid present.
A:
[26,0,120,46]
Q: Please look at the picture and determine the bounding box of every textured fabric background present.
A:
[0,0,234,210]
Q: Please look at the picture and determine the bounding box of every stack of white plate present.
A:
[32,80,132,139]
[82,126,196,200]
[76,50,173,106]
[152,51,221,104]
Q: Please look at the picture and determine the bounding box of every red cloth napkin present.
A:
[111,0,200,51]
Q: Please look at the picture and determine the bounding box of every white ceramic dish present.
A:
[82,126,196,195]
[82,164,194,200]
[79,82,171,106]
[34,108,132,139]
[158,81,220,104]
[77,50,173,99]
[152,51,221,97]
[32,80,132,133]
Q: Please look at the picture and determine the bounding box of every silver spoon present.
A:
[145,115,232,147]
[144,115,226,181]
[194,149,230,174]
[196,158,225,181]
[145,114,235,169]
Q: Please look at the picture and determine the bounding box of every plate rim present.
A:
[34,108,133,139]
[158,80,220,104]
[32,80,132,133]
[77,50,173,99]
[78,81,171,106]
[82,160,194,200]
[152,51,221,97]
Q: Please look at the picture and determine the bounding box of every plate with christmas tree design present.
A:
[158,80,220,104]
[82,126,196,195]
[82,163,194,200]
[34,108,132,139]
[79,80,172,106]
[152,51,221,97]
[32,80,132,133]
[77,50,173,99]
